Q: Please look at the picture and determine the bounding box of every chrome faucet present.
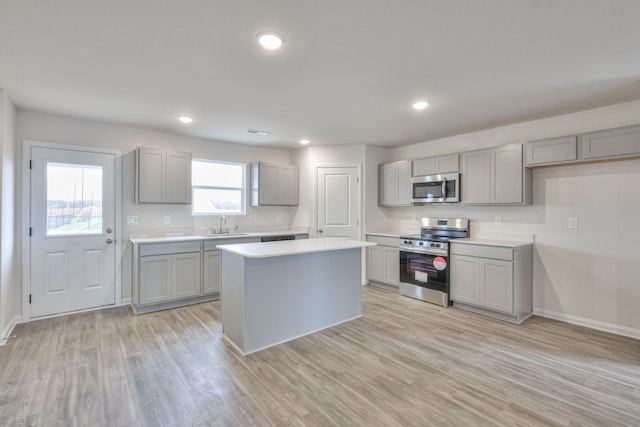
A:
[219,215,227,234]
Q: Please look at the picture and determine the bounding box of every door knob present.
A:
[106,239,113,244]
[318,229,323,233]
[106,228,113,233]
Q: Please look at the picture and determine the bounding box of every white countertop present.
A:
[218,238,376,258]
[365,231,401,238]
[452,238,532,248]
[130,230,309,244]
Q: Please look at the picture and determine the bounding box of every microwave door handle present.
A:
[441,179,447,199]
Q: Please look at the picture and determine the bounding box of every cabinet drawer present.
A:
[450,243,513,261]
[139,241,202,256]
[366,235,399,247]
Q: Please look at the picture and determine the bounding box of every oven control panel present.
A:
[399,238,449,255]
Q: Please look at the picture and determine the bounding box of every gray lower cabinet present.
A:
[461,143,531,205]
[132,234,307,313]
[366,235,399,289]
[203,250,221,295]
[450,241,532,324]
[137,243,202,308]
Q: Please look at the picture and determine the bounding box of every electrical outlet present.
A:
[127,216,138,225]
[251,215,257,222]
[164,216,171,225]
[494,216,502,226]
[276,214,282,223]
[568,217,578,229]
[411,214,417,222]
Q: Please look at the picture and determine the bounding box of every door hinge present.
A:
[29,294,32,304]
[29,227,32,237]
[29,160,32,170]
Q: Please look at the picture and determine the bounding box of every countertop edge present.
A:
[217,240,376,258]
[130,230,310,244]
[451,238,532,248]
[365,232,401,238]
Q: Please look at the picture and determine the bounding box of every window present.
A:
[46,162,103,235]
[192,160,245,215]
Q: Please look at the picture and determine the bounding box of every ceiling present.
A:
[1,1,640,149]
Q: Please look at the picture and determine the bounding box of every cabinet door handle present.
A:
[318,229,323,233]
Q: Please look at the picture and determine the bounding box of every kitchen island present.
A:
[217,239,376,355]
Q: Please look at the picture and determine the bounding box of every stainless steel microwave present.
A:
[411,173,460,203]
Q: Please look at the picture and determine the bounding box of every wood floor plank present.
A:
[0,286,638,426]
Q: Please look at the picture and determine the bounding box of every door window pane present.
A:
[47,163,103,235]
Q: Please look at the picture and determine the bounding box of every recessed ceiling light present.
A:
[299,139,310,145]
[178,115,193,124]
[257,31,284,50]
[412,101,429,110]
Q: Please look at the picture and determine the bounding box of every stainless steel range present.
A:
[399,218,469,307]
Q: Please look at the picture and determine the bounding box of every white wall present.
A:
[381,99,640,337]
[16,110,294,305]
[0,90,19,341]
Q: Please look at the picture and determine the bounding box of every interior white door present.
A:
[30,146,117,317]
[316,166,360,239]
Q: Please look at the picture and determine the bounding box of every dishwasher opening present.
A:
[260,235,296,242]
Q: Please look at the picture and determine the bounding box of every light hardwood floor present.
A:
[0,286,639,426]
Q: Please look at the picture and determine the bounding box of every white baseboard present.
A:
[533,308,640,340]
[0,315,23,345]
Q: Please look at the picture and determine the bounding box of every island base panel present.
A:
[221,248,362,354]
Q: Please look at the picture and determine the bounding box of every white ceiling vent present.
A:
[248,129,270,136]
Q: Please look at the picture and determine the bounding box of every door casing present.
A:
[22,140,122,321]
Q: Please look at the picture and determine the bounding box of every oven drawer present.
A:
[450,243,513,261]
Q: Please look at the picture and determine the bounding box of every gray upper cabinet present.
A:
[379,160,412,206]
[526,136,577,166]
[250,162,299,206]
[580,124,640,160]
[461,143,530,205]
[412,153,459,176]
[135,147,192,204]
[524,124,640,167]
[461,150,491,204]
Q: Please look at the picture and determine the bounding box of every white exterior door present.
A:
[316,166,360,239]
[29,146,117,317]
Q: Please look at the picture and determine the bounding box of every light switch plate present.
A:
[568,217,578,229]
[164,216,171,225]
[127,216,138,225]
[494,216,502,226]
